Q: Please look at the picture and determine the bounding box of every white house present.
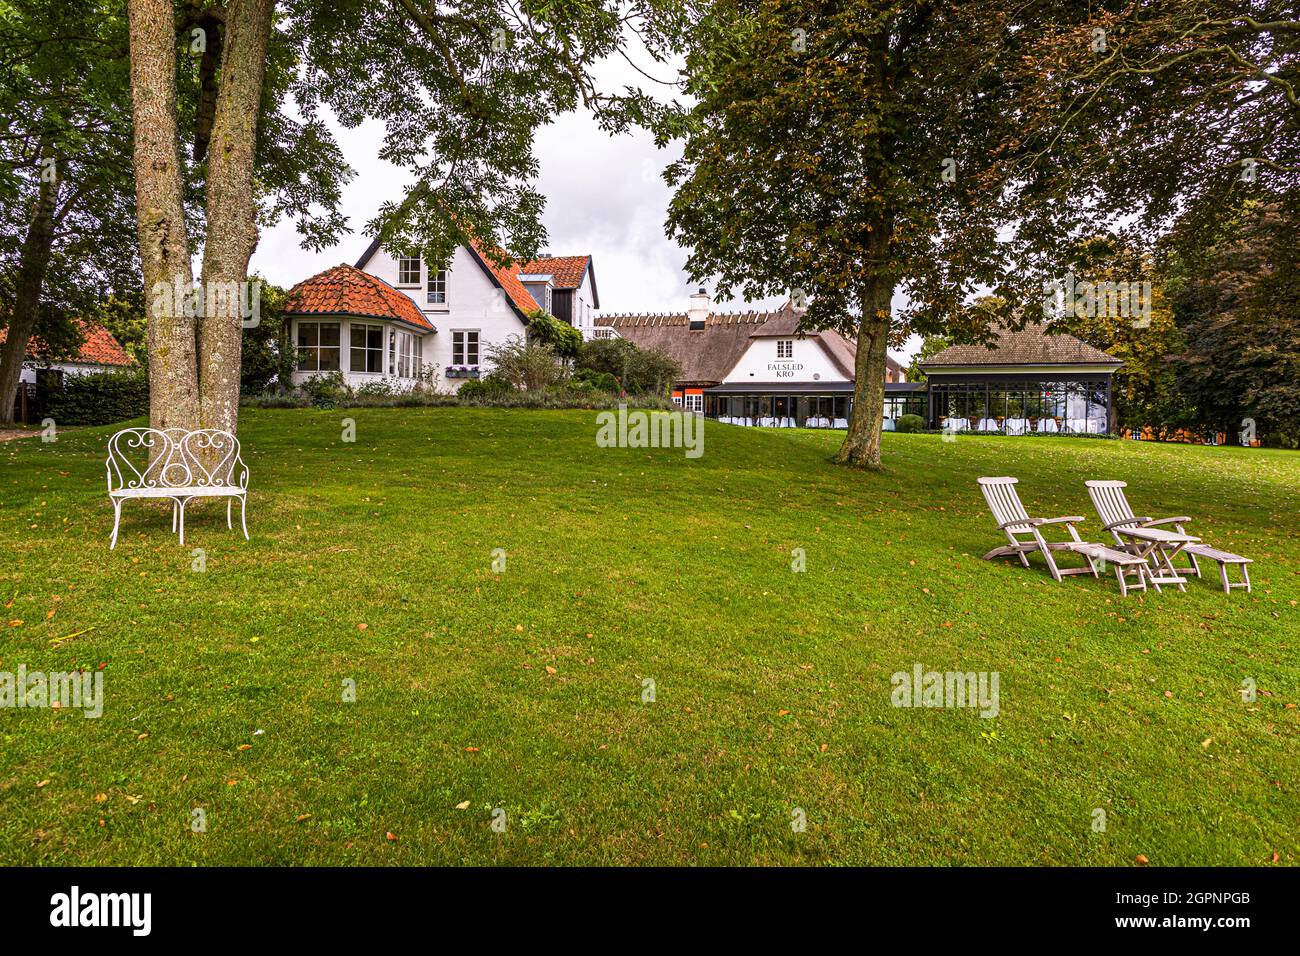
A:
[1,320,135,386]
[284,237,599,392]
[3,321,135,422]
[602,292,913,424]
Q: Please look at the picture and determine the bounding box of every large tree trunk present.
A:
[833,274,894,469]
[197,0,275,434]
[0,167,58,426]
[128,0,198,432]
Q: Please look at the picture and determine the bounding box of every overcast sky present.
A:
[250,40,918,364]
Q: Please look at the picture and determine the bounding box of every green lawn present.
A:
[1,408,1297,865]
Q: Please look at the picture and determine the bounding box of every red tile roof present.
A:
[518,255,591,289]
[283,264,434,331]
[0,320,133,367]
[467,240,543,319]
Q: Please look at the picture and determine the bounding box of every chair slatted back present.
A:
[978,477,1029,528]
[1085,480,1133,528]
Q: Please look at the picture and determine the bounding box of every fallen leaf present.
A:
[295,813,312,823]
[544,665,556,675]
[237,744,252,751]
[385,831,396,841]
[356,623,368,631]
[1135,854,1149,865]
[455,800,471,810]
[35,779,49,788]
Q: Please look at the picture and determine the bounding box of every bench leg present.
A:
[172,499,178,533]
[1113,563,1127,598]
[1218,561,1230,595]
[177,498,188,546]
[109,499,123,550]
[1242,563,1251,594]
[226,498,232,530]
[239,495,249,540]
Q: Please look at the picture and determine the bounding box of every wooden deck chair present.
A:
[978,477,1151,594]
[1085,480,1253,594]
[978,477,1096,582]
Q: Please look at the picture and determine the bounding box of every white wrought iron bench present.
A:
[106,427,249,548]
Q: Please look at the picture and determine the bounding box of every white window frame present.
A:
[349,323,384,374]
[776,339,794,359]
[684,393,703,413]
[426,269,447,306]
[452,329,480,366]
[397,256,421,286]
[297,321,340,372]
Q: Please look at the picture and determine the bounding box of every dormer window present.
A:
[777,339,794,359]
[397,256,421,286]
[427,269,446,305]
[519,276,553,312]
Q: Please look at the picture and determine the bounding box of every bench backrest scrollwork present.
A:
[106,428,247,493]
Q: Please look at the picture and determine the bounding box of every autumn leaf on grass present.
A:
[237,744,252,751]
[385,831,397,842]
[455,801,471,810]
[544,665,556,675]
[295,813,312,823]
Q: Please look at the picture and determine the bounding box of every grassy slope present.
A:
[1,408,1296,866]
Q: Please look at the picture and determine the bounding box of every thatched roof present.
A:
[602,310,779,385]
[602,303,901,385]
[921,323,1121,368]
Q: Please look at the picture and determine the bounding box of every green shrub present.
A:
[573,368,620,393]
[458,376,513,401]
[483,338,565,391]
[576,338,680,395]
[896,414,925,433]
[526,310,583,360]
[41,369,148,426]
[299,372,347,408]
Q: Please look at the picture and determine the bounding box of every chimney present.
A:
[688,287,709,330]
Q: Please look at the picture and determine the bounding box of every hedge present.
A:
[41,370,148,426]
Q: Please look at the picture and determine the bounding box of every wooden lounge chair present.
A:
[977,477,1151,595]
[1085,480,1252,594]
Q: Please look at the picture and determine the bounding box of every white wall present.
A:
[572,269,596,328]
[361,244,529,391]
[723,336,850,385]
[19,362,121,384]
